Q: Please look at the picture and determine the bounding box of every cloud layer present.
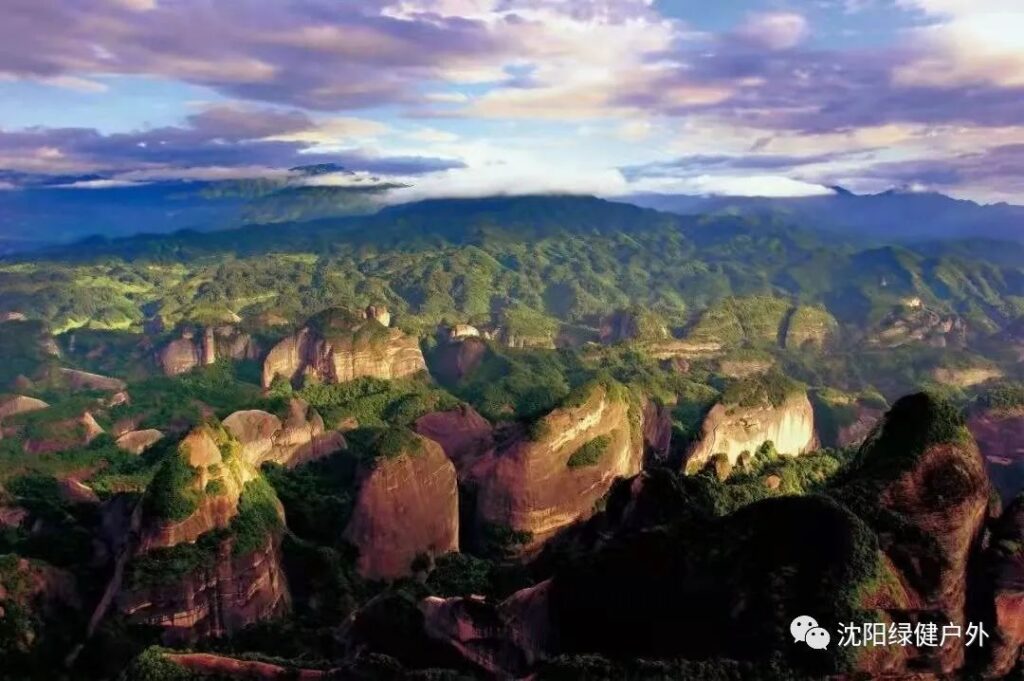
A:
[0,0,1022,201]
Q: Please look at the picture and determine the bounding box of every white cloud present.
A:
[631,173,834,197]
[39,76,109,93]
[735,12,810,50]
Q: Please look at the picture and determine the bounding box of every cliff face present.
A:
[868,306,967,349]
[414,405,493,478]
[157,326,258,377]
[343,434,459,580]
[223,398,345,469]
[261,308,426,388]
[0,395,48,420]
[115,429,164,455]
[429,337,487,384]
[684,392,816,473]
[983,496,1024,678]
[119,425,290,643]
[469,383,644,554]
[968,409,1024,503]
[836,393,990,673]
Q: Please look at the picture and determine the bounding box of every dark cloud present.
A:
[0,105,463,181]
[848,144,1024,193]
[620,45,1024,133]
[0,0,506,110]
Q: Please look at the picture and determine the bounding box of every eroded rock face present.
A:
[414,405,493,478]
[343,434,459,580]
[429,337,487,384]
[684,392,816,474]
[58,367,126,392]
[835,393,990,673]
[968,409,1024,503]
[120,425,290,642]
[869,306,967,349]
[469,383,644,554]
[983,496,1024,678]
[261,308,426,388]
[116,429,164,455]
[119,534,289,644]
[641,399,672,466]
[932,366,1003,388]
[23,411,104,455]
[157,326,258,377]
[223,398,345,469]
[0,395,48,420]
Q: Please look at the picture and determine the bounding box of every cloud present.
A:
[0,104,463,184]
[733,12,810,50]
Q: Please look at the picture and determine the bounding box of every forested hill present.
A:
[2,194,1023,349]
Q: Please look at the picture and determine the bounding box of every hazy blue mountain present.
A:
[626,188,1024,243]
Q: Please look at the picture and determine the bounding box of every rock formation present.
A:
[468,382,644,554]
[812,390,886,449]
[343,432,459,580]
[261,307,426,388]
[983,495,1024,678]
[834,393,990,673]
[223,398,345,468]
[119,424,290,642]
[869,305,967,349]
[931,365,1003,388]
[782,305,838,350]
[414,404,494,478]
[684,391,816,474]
[0,395,48,420]
[157,326,259,377]
[22,411,104,455]
[969,408,1024,503]
[598,308,668,345]
[641,399,672,465]
[58,367,126,392]
[429,336,487,384]
[115,429,164,455]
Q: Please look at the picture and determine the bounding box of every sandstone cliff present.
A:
[684,391,816,474]
[343,432,459,580]
[115,429,164,455]
[0,395,48,420]
[157,325,258,376]
[982,495,1024,678]
[119,424,290,642]
[968,408,1024,503]
[469,382,644,554]
[414,404,494,478]
[224,398,345,468]
[428,336,487,384]
[835,393,990,673]
[261,307,426,388]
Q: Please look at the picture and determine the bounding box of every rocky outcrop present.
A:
[812,391,886,450]
[0,395,48,420]
[23,411,104,455]
[645,339,722,361]
[969,409,1024,503]
[429,336,487,384]
[120,424,290,642]
[157,326,258,377]
[599,308,668,345]
[223,398,345,468]
[343,433,459,580]
[160,652,331,680]
[684,391,816,474]
[468,383,644,554]
[835,393,990,673]
[261,308,426,388]
[782,305,838,350]
[58,367,126,392]
[983,496,1024,678]
[116,429,164,455]
[932,365,1003,388]
[417,581,554,677]
[414,405,494,478]
[641,399,672,465]
[869,305,967,349]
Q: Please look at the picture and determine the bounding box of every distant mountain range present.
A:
[626,188,1024,244]
[1,173,1023,256]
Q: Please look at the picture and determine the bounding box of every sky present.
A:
[1,0,1023,203]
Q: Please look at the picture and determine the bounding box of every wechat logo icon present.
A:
[791,616,831,650]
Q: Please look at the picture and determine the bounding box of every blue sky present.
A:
[0,0,1022,203]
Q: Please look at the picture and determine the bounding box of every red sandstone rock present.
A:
[116,429,164,455]
[343,434,459,580]
[414,404,493,477]
[223,398,345,468]
[429,336,487,384]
